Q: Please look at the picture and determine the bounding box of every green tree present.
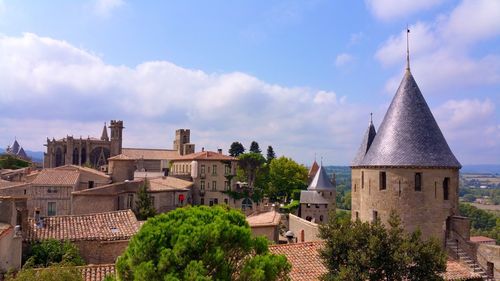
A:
[238,153,266,189]
[268,156,308,202]
[463,194,476,202]
[229,142,245,157]
[24,239,84,268]
[116,205,290,281]
[319,211,446,281]
[134,178,156,220]
[6,264,83,281]
[249,141,261,154]
[266,146,276,163]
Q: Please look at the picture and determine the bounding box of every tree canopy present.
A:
[249,141,262,154]
[6,265,83,281]
[134,178,156,220]
[229,142,245,157]
[266,146,276,163]
[24,239,84,268]
[319,211,446,281]
[267,157,308,202]
[116,205,290,281]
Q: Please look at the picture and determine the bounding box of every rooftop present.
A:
[299,191,331,204]
[355,70,461,168]
[54,165,110,179]
[31,169,80,186]
[24,210,139,242]
[307,164,334,190]
[171,150,237,161]
[148,176,193,192]
[247,210,281,227]
[470,236,496,244]
[79,264,115,281]
[122,148,179,160]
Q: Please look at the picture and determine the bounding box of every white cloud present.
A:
[335,53,354,67]
[348,32,364,46]
[93,0,124,17]
[376,0,500,95]
[365,0,445,21]
[434,98,500,164]
[0,33,368,165]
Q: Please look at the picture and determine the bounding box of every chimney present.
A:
[217,149,222,154]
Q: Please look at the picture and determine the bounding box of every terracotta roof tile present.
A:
[148,176,193,192]
[247,210,281,227]
[269,241,481,281]
[108,154,134,161]
[31,169,80,186]
[171,151,237,161]
[25,210,139,242]
[470,235,496,244]
[54,165,110,179]
[79,264,115,281]
[122,148,180,160]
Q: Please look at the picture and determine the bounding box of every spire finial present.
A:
[406,25,410,71]
[370,112,373,124]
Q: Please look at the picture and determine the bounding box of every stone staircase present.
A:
[446,239,494,281]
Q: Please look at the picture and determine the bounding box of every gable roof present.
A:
[299,191,331,204]
[308,165,334,190]
[122,148,180,160]
[54,165,110,179]
[171,151,237,161]
[358,70,461,168]
[24,210,139,242]
[247,210,281,227]
[31,169,80,186]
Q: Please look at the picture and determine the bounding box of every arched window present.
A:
[72,148,79,165]
[306,216,312,222]
[81,148,86,164]
[242,198,253,210]
[55,147,64,167]
[415,173,422,191]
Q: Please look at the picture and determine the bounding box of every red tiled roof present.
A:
[79,264,115,281]
[148,176,193,191]
[269,241,481,281]
[122,148,180,160]
[25,210,139,242]
[31,169,80,186]
[247,210,281,227]
[470,236,496,244]
[171,151,237,161]
[54,165,110,179]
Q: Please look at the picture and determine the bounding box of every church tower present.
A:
[109,120,124,157]
[351,51,461,242]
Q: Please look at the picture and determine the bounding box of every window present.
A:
[355,211,359,220]
[200,181,205,190]
[443,177,450,200]
[361,171,364,188]
[242,198,253,210]
[415,173,422,191]
[224,181,230,191]
[315,204,320,208]
[201,165,205,175]
[47,202,56,216]
[214,198,218,205]
[306,204,311,208]
[379,172,386,190]
[354,184,356,192]
[127,194,134,209]
[209,199,214,206]
[372,210,378,222]
[24,189,26,195]
[225,164,231,175]
[212,165,217,175]
[319,215,324,222]
[398,180,401,197]
[200,198,205,205]
[47,187,58,193]
[150,195,155,207]
[88,181,94,189]
[212,181,217,191]
[224,198,228,205]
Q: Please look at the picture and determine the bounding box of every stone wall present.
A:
[72,194,117,215]
[76,240,129,264]
[476,244,500,279]
[351,167,459,243]
[288,214,320,243]
[250,225,279,243]
[0,228,22,273]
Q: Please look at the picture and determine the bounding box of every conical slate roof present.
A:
[308,164,335,190]
[358,70,461,168]
[351,119,376,166]
[308,160,319,179]
[11,140,20,154]
[17,147,29,160]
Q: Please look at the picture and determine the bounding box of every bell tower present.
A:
[109,120,124,157]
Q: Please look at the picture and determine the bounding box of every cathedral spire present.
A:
[101,122,109,141]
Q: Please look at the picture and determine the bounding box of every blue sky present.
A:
[0,0,499,165]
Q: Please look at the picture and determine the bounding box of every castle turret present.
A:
[351,67,461,242]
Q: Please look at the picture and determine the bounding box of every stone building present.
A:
[43,120,124,169]
[169,150,257,212]
[0,196,27,275]
[350,63,461,243]
[299,164,336,224]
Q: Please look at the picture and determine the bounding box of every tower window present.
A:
[379,172,386,190]
[443,177,450,200]
[361,171,364,189]
[372,210,378,222]
[415,173,422,191]
[355,211,359,220]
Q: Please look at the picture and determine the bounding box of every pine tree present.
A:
[249,141,261,154]
[229,142,245,157]
[134,178,156,220]
[266,146,276,163]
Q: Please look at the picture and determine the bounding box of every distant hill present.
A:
[0,148,44,163]
[462,165,500,174]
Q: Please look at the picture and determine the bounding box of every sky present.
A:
[0,0,499,165]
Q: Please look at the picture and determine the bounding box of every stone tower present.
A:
[109,120,124,157]
[350,67,461,243]
[173,129,195,156]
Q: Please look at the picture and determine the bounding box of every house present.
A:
[299,164,335,224]
[247,210,281,243]
[0,196,28,275]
